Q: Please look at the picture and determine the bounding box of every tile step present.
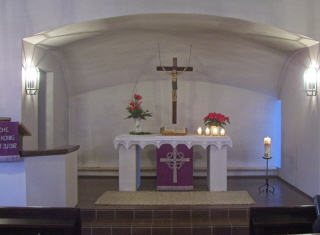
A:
[81,207,250,221]
[83,218,248,227]
[81,208,250,234]
[82,219,249,235]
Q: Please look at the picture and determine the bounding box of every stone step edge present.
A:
[82,218,249,227]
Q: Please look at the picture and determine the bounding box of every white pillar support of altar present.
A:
[207,145,227,191]
[119,144,141,191]
[114,134,232,192]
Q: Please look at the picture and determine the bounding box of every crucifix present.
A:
[157,58,193,124]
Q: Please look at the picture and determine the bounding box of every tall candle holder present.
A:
[259,137,274,193]
[258,156,275,193]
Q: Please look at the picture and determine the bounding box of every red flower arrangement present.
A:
[125,94,152,120]
[203,112,230,128]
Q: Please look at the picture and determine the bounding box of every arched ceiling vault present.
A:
[23,13,319,98]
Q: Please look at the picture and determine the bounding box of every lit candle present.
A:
[197,127,202,135]
[264,137,271,145]
[212,127,218,136]
[220,128,225,136]
[264,137,271,158]
[205,127,210,136]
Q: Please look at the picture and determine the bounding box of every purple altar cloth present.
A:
[0,121,20,161]
[156,144,193,190]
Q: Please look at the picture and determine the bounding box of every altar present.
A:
[113,134,233,191]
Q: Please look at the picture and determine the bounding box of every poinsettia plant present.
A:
[204,112,230,128]
[125,94,152,120]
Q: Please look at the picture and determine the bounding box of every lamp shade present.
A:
[25,66,40,95]
[304,67,317,96]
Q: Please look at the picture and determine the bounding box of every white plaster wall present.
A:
[21,45,69,149]
[279,46,320,197]
[70,80,280,171]
[2,1,320,123]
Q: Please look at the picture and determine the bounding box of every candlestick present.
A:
[205,127,210,136]
[197,127,202,135]
[220,128,225,136]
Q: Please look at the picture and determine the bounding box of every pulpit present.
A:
[113,134,233,191]
[0,119,79,207]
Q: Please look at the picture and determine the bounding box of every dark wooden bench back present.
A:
[0,207,81,235]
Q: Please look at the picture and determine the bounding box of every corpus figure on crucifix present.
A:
[157,57,193,124]
[162,66,187,102]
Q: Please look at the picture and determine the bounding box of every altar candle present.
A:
[197,127,202,135]
[212,127,218,136]
[205,127,210,136]
[220,128,225,136]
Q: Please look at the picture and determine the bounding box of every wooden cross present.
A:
[157,58,193,124]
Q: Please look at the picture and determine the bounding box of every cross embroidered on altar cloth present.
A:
[156,144,194,190]
[160,147,190,183]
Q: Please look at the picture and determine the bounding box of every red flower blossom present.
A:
[203,112,230,128]
[134,102,142,108]
[134,94,142,100]
[125,94,152,120]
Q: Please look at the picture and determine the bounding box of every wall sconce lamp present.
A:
[304,66,318,96]
[25,66,40,95]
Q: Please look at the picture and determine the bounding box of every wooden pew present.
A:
[250,206,317,235]
[0,207,81,235]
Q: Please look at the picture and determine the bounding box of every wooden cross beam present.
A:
[157,58,193,124]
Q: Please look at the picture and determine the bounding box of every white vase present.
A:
[134,118,142,132]
[210,126,220,136]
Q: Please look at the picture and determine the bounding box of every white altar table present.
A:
[113,134,232,191]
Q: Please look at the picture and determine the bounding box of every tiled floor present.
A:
[78,176,314,235]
